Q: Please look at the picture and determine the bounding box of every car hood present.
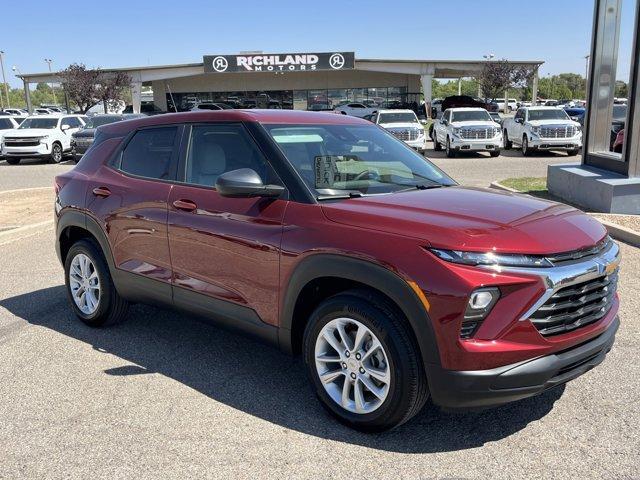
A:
[380,122,422,129]
[72,129,96,138]
[450,120,497,128]
[4,128,56,137]
[321,186,607,254]
[528,119,581,127]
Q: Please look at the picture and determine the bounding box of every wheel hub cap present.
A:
[69,253,101,315]
[314,317,391,414]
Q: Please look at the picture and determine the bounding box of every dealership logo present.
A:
[212,56,229,72]
[329,53,345,69]
[204,52,354,74]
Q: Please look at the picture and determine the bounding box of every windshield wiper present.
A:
[317,192,364,201]
[394,184,448,193]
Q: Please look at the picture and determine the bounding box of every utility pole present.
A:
[0,50,10,108]
[44,58,56,104]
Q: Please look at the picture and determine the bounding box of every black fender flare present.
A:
[278,254,441,369]
[56,209,116,273]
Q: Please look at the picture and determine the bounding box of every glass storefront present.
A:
[167,87,410,112]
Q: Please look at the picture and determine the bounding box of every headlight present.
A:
[452,127,461,135]
[40,136,50,143]
[429,248,553,268]
[531,125,540,134]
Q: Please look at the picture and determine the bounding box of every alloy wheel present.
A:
[522,137,528,155]
[52,144,63,163]
[314,317,391,414]
[69,253,101,315]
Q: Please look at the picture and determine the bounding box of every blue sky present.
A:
[2,0,635,87]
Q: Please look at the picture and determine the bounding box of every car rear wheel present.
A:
[50,142,63,163]
[490,150,500,157]
[567,149,580,156]
[5,158,20,165]
[303,290,429,432]
[446,137,456,157]
[65,239,129,327]
[433,131,442,151]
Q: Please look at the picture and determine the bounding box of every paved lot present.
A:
[0,158,75,191]
[0,156,638,479]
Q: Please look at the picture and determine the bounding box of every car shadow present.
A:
[1,285,565,453]
[0,157,75,166]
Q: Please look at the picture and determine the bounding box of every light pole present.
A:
[584,54,590,100]
[44,58,56,104]
[0,50,9,108]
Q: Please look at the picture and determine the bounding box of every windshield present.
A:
[83,116,122,128]
[19,118,58,129]
[612,105,627,120]
[451,110,491,122]
[266,124,455,197]
[378,112,418,124]
[528,109,570,121]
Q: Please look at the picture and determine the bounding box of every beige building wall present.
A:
[152,69,420,111]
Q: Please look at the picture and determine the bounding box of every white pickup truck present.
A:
[502,106,581,156]
[432,107,502,157]
[373,109,427,152]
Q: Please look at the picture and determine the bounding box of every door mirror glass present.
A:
[215,168,284,198]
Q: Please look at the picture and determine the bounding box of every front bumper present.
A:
[404,138,427,151]
[528,134,582,150]
[429,315,619,409]
[2,143,52,157]
[450,136,502,152]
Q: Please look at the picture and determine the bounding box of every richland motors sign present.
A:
[203,52,355,73]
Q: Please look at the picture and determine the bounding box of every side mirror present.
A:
[515,118,522,124]
[61,124,70,131]
[442,119,448,126]
[215,168,285,198]
[420,119,427,125]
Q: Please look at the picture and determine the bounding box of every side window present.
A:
[61,118,71,129]
[185,124,278,188]
[67,117,81,128]
[120,127,179,180]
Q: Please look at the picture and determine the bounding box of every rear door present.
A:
[167,122,287,327]
[87,125,182,301]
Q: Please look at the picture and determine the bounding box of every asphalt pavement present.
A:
[0,154,638,479]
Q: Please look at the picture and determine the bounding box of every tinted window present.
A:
[19,118,58,129]
[185,124,277,188]
[0,118,14,129]
[121,127,178,180]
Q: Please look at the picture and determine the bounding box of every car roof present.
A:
[526,106,563,110]
[377,109,415,114]
[448,107,487,112]
[25,114,63,119]
[100,109,371,135]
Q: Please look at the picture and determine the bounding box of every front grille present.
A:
[3,137,41,147]
[460,127,496,139]
[390,129,420,141]
[529,270,618,336]
[539,125,577,138]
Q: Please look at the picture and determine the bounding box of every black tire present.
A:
[445,137,456,158]
[50,142,63,163]
[303,290,429,432]
[522,135,533,156]
[433,130,442,151]
[490,150,500,157]
[64,239,129,327]
[503,130,512,149]
[567,149,580,157]
[5,158,20,165]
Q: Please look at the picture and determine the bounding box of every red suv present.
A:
[55,110,620,432]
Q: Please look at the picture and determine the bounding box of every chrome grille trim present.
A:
[459,127,496,140]
[539,125,577,138]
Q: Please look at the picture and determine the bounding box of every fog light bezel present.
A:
[460,287,500,339]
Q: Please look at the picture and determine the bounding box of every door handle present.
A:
[173,199,197,212]
[92,187,111,198]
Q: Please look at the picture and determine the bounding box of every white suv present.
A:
[374,109,427,152]
[432,108,502,157]
[1,115,86,164]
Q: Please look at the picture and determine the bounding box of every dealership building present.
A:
[17,51,543,116]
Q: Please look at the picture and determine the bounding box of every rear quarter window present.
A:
[119,126,179,180]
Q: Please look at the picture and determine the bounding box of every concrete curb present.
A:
[489,181,520,193]
[590,218,640,248]
[0,186,52,196]
[490,180,640,247]
[0,219,54,245]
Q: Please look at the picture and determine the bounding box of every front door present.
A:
[168,123,287,327]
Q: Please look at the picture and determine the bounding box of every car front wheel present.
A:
[303,290,429,432]
[50,142,63,163]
